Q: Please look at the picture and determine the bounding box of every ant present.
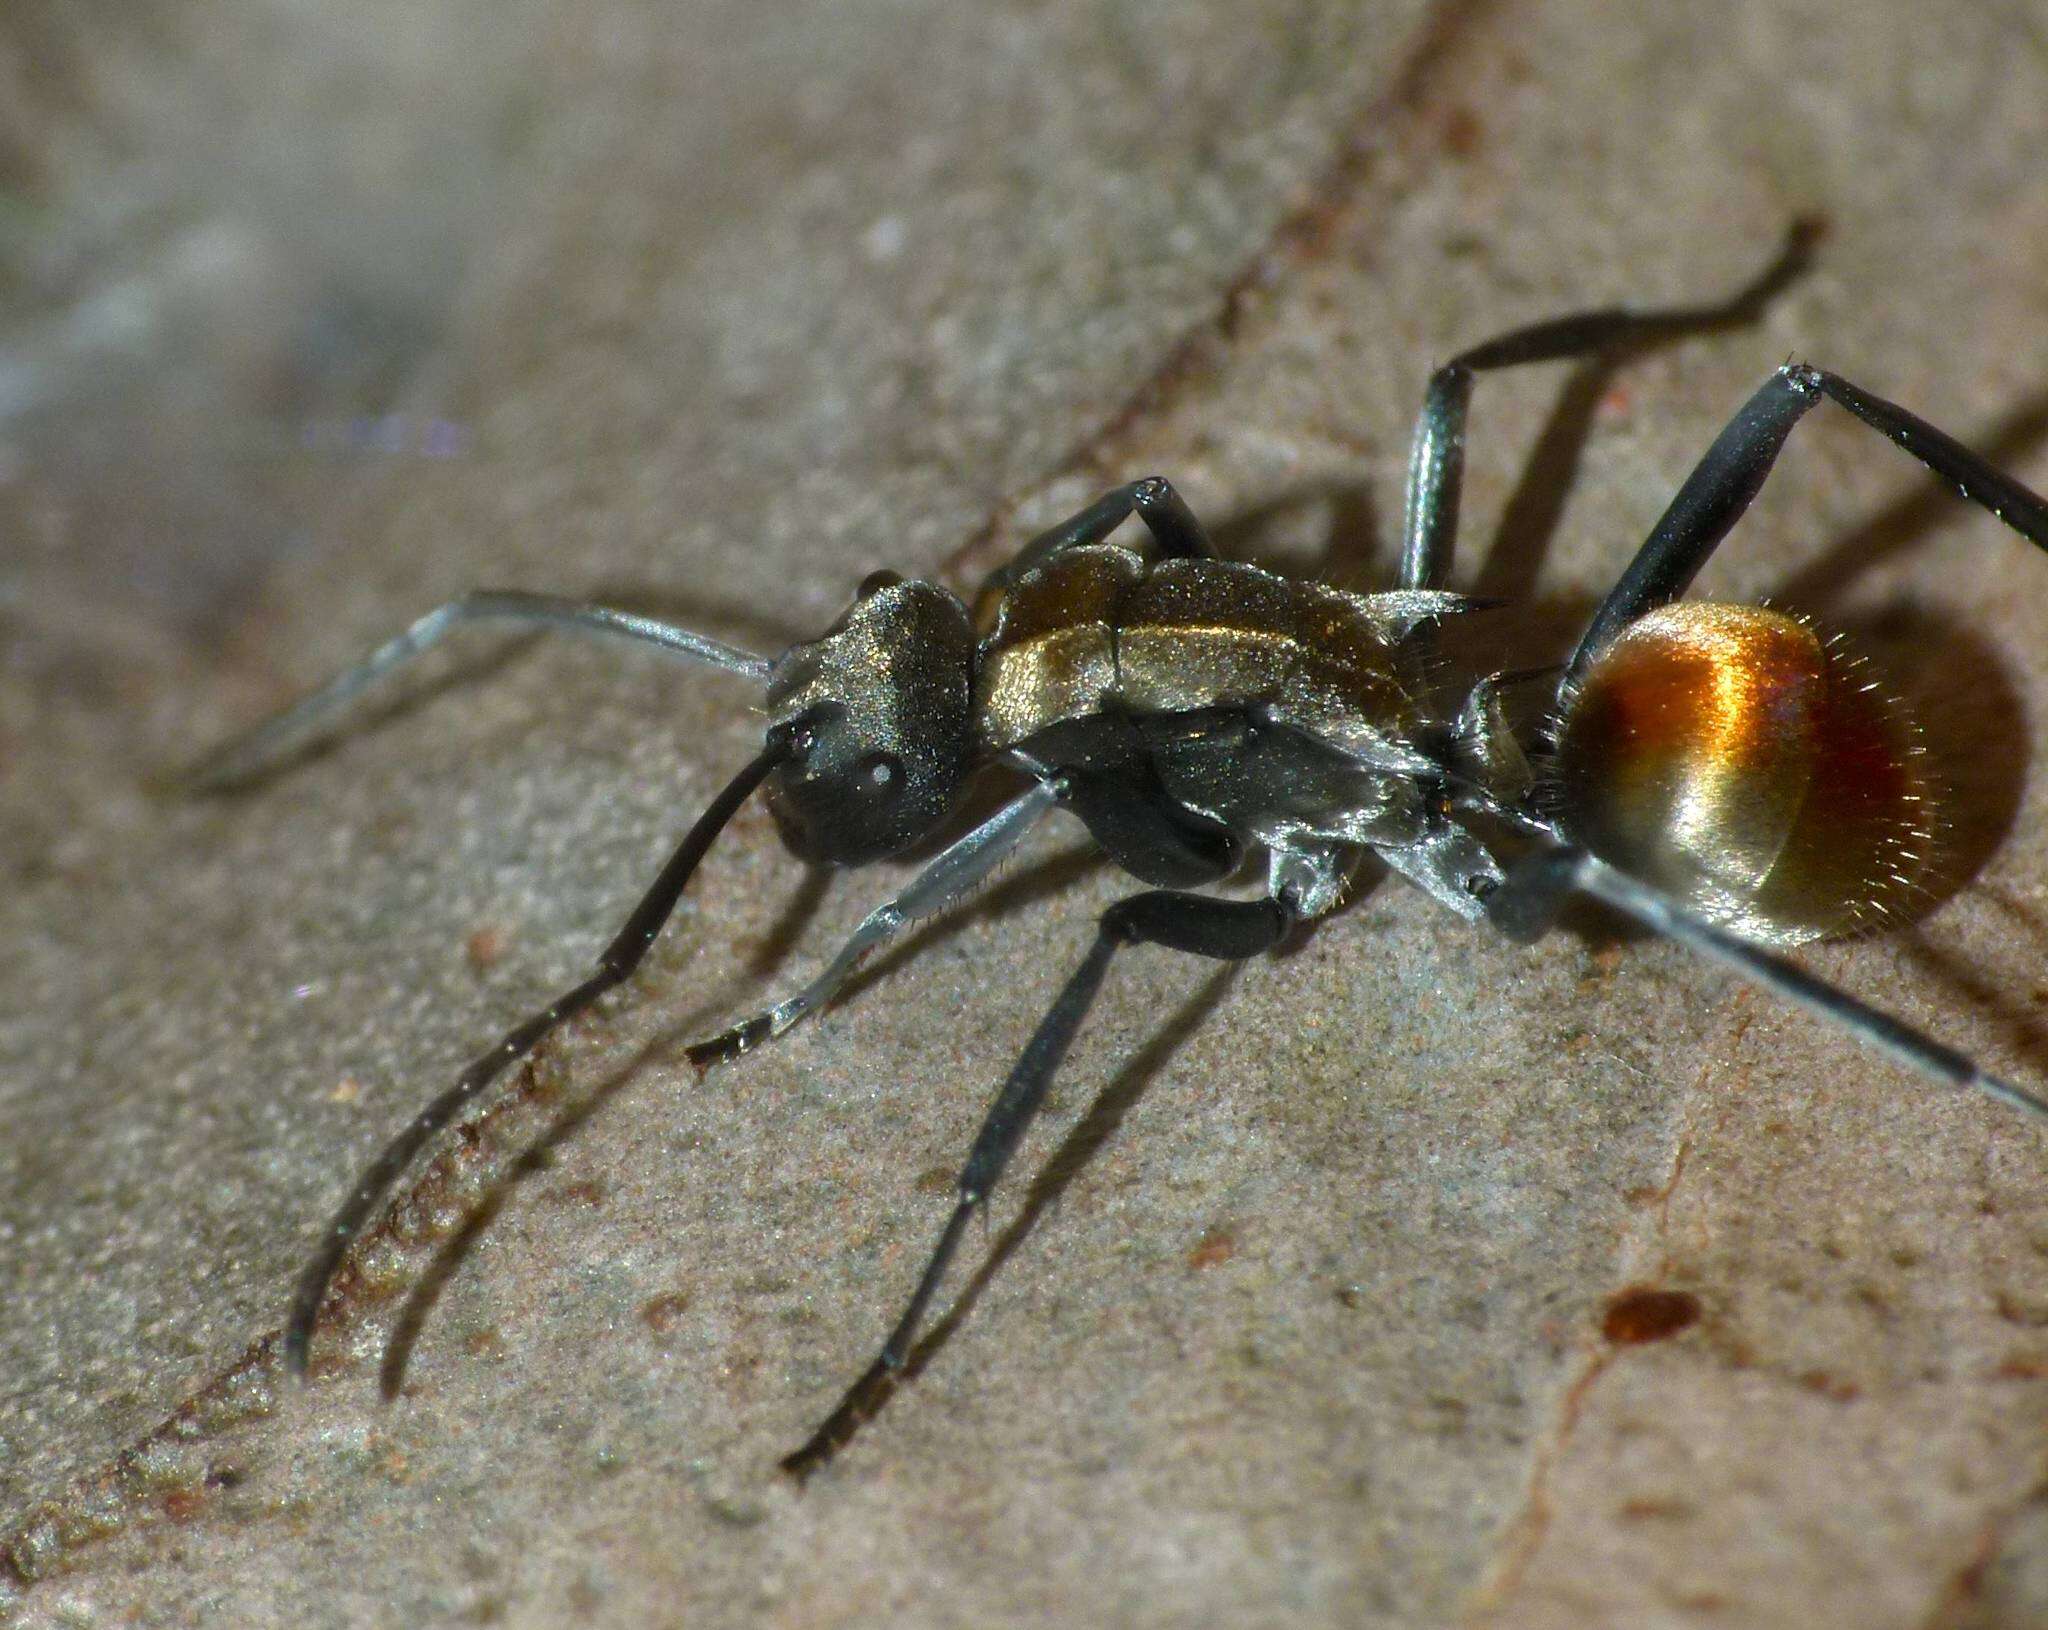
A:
[185,240,2048,1480]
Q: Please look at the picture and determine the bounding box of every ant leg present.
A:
[685,777,1062,1068]
[180,590,773,792]
[978,476,1215,606]
[284,727,797,1376]
[1400,221,1818,591]
[781,888,1290,1479]
[1486,846,2048,1123]
[1566,365,2048,684]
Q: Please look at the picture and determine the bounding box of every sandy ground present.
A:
[4,1,2048,1624]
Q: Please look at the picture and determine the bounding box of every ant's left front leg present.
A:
[977,476,1216,612]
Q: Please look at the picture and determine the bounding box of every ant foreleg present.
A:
[781,888,1290,1480]
[284,729,796,1376]
[685,778,1062,1069]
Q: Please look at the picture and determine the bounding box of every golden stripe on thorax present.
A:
[975,546,1419,755]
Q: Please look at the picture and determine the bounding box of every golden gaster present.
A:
[1554,602,1930,946]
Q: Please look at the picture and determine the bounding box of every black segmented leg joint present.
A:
[1779,360,1824,396]
[1485,849,1588,945]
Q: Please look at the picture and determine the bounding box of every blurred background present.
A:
[0,0,550,891]
[0,0,530,634]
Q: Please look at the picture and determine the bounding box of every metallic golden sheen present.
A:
[1556,602,1928,945]
[976,545,1424,766]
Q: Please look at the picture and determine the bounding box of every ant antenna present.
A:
[179,590,773,793]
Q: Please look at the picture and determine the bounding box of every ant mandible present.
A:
[184,237,2048,1479]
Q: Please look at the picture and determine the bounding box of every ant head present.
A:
[765,575,977,865]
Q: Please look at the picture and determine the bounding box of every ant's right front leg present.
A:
[977,476,1216,615]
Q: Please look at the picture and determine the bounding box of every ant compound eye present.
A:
[858,569,904,597]
[767,742,923,864]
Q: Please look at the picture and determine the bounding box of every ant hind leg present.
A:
[1566,366,2048,684]
[1398,220,1821,593]
[1485,845,2048,1123]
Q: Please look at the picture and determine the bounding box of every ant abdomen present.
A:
[1553,601,1931,947]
